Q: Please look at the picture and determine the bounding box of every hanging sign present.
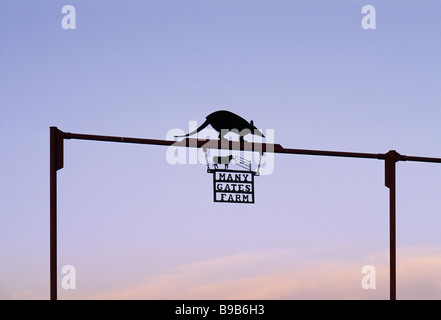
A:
[209,169,255,204]
[204,151,262,204]
[174,109,266,204]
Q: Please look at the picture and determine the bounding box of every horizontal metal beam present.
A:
[63,131,441,164]
[402,155,441,164]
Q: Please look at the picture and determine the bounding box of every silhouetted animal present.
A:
[213,155,234,169]
[175,110,265,141]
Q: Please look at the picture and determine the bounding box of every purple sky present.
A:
[1,0,441,299]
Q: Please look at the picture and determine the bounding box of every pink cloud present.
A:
[90,246,441,300]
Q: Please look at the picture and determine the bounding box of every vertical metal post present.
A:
[50,127,63,300]
[385,150,400,301]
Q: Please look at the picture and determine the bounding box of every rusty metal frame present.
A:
[50,127,441,300]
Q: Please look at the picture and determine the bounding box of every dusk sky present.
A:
[1,0,441,300]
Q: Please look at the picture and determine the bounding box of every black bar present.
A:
[50,127,64,301]
[64,132,176,147]
[403,155,441,163]
[64,131,441,164]
[389,176,396,301]
[275,147,386,160]
[49,127,57,300]
[64,132,388,160]
[385,150,400,301]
